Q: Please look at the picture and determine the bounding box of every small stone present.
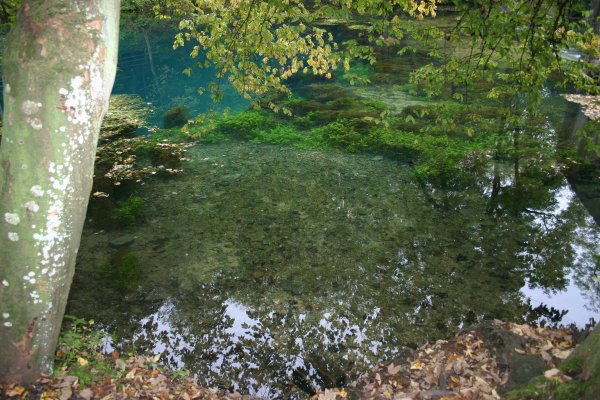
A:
[544,368,561,379]
[544,368,571,382]
[109,235,135,248]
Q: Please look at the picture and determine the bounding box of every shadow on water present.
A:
[50,25,600,399]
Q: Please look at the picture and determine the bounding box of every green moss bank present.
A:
[505,325,600,400]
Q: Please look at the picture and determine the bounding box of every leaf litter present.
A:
[313,320,580,400]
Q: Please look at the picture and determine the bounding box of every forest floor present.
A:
[0,320,591,400]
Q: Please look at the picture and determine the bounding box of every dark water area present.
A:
[1,20,597,399]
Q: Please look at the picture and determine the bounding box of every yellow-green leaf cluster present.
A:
[156,0,439,106]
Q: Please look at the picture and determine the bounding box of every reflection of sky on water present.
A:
[522,279,599,327]
[128,298,388,397]
[132,299,194,369]
[520,181,600,327]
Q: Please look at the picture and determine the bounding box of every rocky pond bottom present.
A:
[67,141,600,399]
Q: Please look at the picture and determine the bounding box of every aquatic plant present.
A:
[101,251,142,290]
[214,111,275,139]
[337,62,372,86]
[250,125,308,146]
[191,111,276,142]
[312,120,367,152]
[163,105,189,128]
[147,141,188,168]
[112,195,145,228]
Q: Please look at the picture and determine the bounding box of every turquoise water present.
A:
[113,26,249,125]
[60,26,600,398]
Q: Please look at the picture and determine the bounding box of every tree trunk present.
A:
[0,0,120,384]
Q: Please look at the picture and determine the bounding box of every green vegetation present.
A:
[560,356,584,376]
[112,195,145,228]
[55,316,115,387]
[504,377,588,400]
[0,0,18,28]
[101,252,142,290]
[186,87,562,191]
[337,62,372,86]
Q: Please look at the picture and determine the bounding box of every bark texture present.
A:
[0,0,120,383]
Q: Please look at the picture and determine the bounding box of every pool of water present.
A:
[67,140,600,398]
[60,24,600,399]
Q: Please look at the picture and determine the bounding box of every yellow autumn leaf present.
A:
[77,357,89,367]
[7,386,27,396]
[41,391,55,400]
[410,359,423,370]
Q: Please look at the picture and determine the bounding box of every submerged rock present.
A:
[100,94,155,141]
[109,234,136,248]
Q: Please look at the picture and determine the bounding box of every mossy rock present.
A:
[297,83,355,103]
[148,143,183,168]
[503,325,600,400]
[163,105,189,129]
[101,94,154,141]
[564,325,600,398]
[285,100,324,115]
[466,320,548,394]
[504,377,588,400]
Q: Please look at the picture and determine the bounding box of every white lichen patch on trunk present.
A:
[21,100,42,115]
[4,213,20,225]
[30,185,44,198]
[25,201,40,213]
